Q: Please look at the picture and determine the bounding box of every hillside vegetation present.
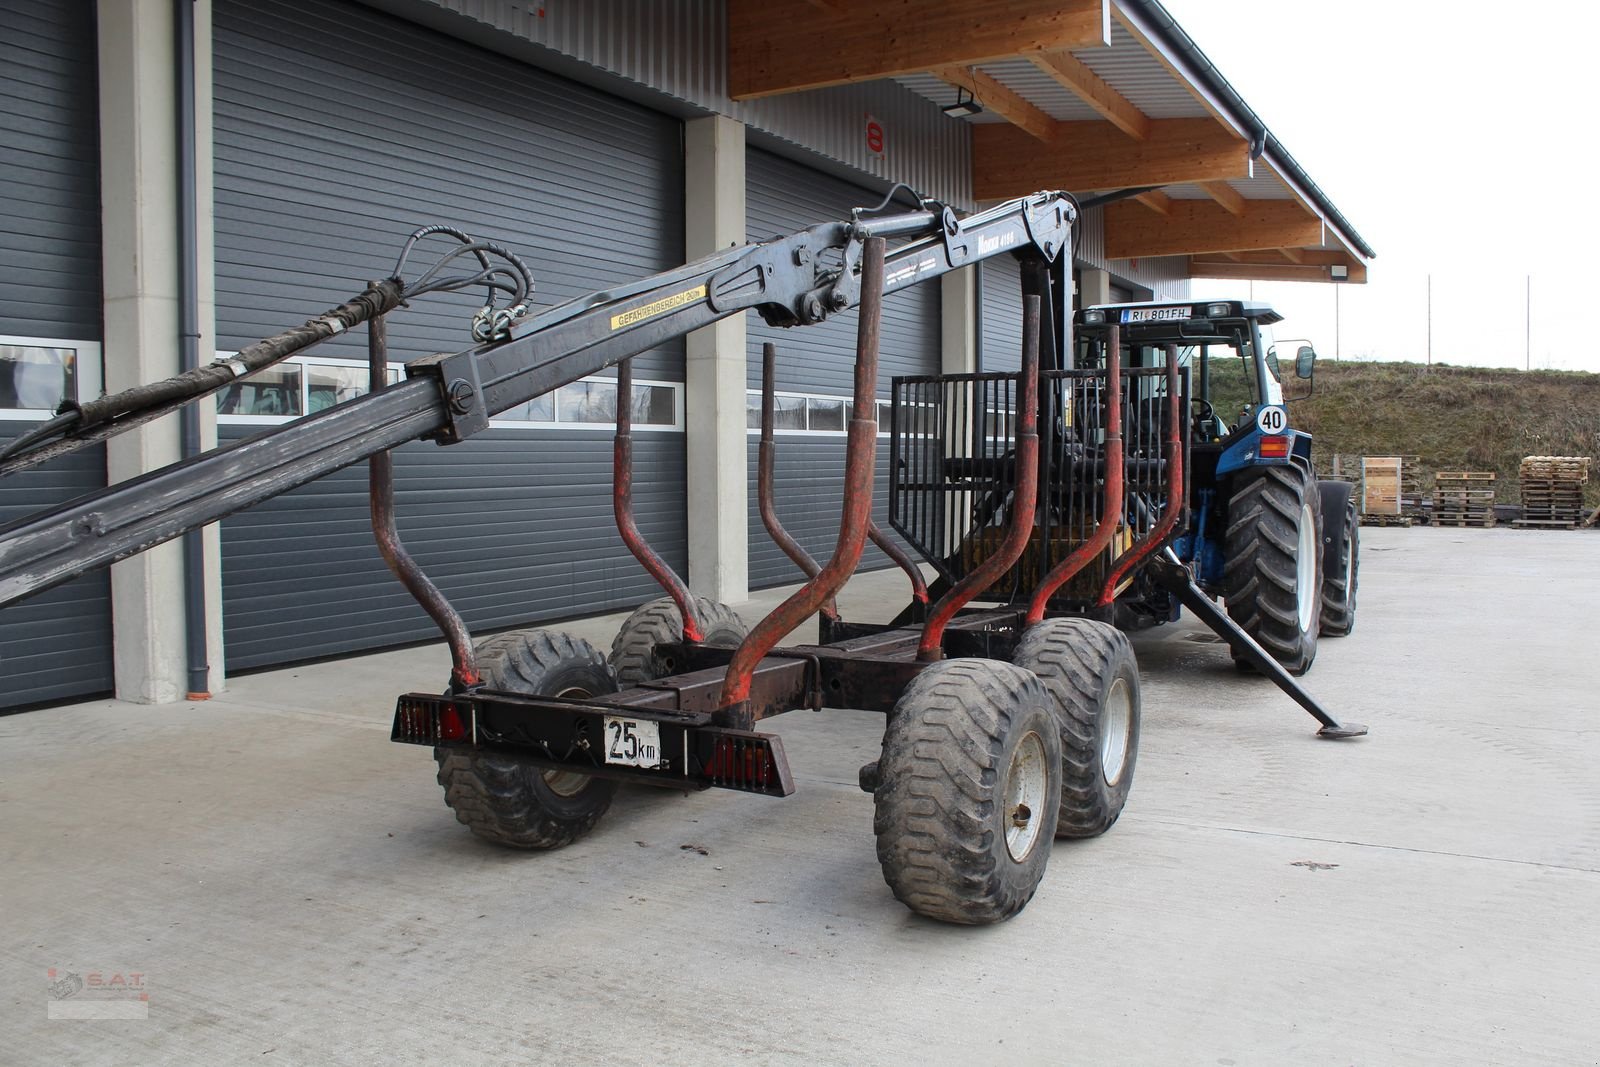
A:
[1210,360,1600,505]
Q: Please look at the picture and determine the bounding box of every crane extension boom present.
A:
[0,192,1074,608]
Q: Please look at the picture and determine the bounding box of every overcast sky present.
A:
[1157,0,1600,371]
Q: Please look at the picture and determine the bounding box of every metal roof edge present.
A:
[1115,0,1376,260]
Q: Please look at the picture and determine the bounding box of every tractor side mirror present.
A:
[1295,344,1316,379]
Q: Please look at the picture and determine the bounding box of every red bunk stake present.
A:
[1097,344,1184,606]
[917,293,1045,661]
[757,342,837,622]
[717,237,890,723]
[614,357,703,643]
[1025,323,1125,626]
[366,314,480,689]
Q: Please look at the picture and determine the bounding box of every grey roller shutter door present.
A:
[213,0,685,670]
[979,254,1025,373]
[744,150,936,591]
[0,0,113,708]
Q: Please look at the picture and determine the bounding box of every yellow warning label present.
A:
[610,285,707,330]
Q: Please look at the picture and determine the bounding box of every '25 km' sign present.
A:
[1255,405,1288,434]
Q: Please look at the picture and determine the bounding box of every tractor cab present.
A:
[1074,298,1317,490]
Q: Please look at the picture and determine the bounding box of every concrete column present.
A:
[97,0,224,702]
[941,267,977,374]
[682,115,748,603]
[1080,267,1113,309]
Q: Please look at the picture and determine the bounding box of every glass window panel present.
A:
[558,381,618,424]
[217,364,302,416]
[631,384,676,426]
[746,393,761,430]
[502,392,556,422]
[807,397,845,432]
[0,345,76,410]
[306,364,369,413]
[772,395,805,430]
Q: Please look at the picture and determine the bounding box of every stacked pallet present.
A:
[1398,455,1425,520]
[1360,456,1412,527]
[1515,456,1590,529]
[1433,471,1496,527]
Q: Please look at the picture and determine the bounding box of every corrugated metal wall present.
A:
[0,0,114,709]
[1,0,102,340]
[979,255,1025,373]
[213,0,686,669]
[409,0,974,207]
[744,149,934,590]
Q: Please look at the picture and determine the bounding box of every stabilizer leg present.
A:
[1147,551,1367,739]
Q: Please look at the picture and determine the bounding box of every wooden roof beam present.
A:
[1028,49,1151,140]
[1105,199,1324,259]
[729,0,1111,99]
[932,65,1057,143]
[1198,180,1245,216]
[1278,247,1305,263]
[1132,190,1172,215]
[1188,251,1367,285]
[974,119,1250,200]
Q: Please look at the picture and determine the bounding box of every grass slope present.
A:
[1210,360,1600,505]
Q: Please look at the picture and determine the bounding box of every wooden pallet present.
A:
[1437,471,1497,482]
[1520,456,1590,481]
[1360,513,1414,528]
[1513,518,1578,529]
[1433,516,1496,528]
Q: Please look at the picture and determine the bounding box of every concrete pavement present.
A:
[3,528,1598,1064]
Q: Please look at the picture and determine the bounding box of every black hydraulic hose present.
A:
[177,0,208,697]
[68,279,404,432]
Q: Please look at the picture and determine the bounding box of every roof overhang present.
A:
[727,0,1371,284]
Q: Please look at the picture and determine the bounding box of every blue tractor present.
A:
[1074,298,1360,674]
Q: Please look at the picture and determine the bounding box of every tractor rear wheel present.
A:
[434,630,618,850]
[873,659,1061,925]
[1223,464,1323,675]
[1013,618,1140,839]
[1317,480,1360,636]
[608,597,749,686]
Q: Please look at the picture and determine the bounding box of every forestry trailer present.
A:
[0,190,1362,925]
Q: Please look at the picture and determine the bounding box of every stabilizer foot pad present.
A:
[1317,722,1368,739]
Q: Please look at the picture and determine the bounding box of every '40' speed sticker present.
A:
[1255,405,1288,434]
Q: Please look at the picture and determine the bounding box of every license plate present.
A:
[1121,306,1188,323]
[603,715,664,769]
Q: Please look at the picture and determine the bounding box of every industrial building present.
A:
[0,0,1372,707]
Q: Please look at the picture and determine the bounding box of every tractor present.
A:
[1070,299,1359,674]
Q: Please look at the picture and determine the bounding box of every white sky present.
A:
[1157,0,1600,371]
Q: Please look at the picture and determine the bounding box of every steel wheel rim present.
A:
[1004,730,1048,862]
[1101,677,1133,787]
[543,684,594,797]
[1296,501,1317,633]
[1344,524,1356,595]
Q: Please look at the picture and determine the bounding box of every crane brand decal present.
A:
[610,285,707,330]
[978,232,1016,255]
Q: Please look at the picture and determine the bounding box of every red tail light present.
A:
[392,695,469,744]
[697,732,795,797]
[1259,435,1289,458]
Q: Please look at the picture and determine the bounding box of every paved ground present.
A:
[3,527,1598,1065]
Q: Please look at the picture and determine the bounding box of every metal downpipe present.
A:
[176,0,209,698]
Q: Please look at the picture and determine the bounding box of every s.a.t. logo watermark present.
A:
[46,968,149,1020]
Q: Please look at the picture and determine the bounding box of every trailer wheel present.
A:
[1317,480,1359,637]
[1013,618,1140,839]
[608,597,749,686]
[1223,464,1323,675]
[873,659,1062,925]
[434,630,619,850]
